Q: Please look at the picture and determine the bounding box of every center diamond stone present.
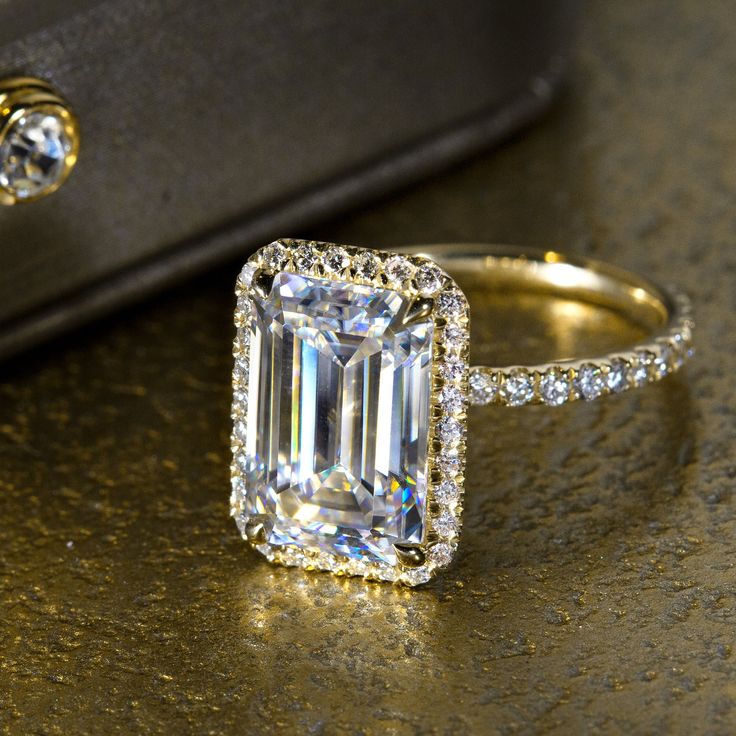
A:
[242,272,434,566]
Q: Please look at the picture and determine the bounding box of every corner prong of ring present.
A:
[252,270,275,299]
[403,297,434,326]
[393,545,426,568]
[245,521,267,545]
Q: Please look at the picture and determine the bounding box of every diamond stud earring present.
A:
[230,240,694,586]
[0,77,80,205]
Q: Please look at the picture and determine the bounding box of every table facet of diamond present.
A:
[236,272,434,565]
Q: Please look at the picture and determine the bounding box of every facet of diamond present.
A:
[440,354,467,383]
[469,369,497,405]
[293,242,318,272]
[577,364,605,401]
[0,111,73,200]
[239,270,435,567]
[434,479,460,505]
[539,369,570,406]
[260,241,288,271]
[606,359,629,393]
[437,290,466,318]
[501,369,533,406]
[414,262,444,296]
[439,385,464,414]
[437,416,463,446]
[384,255,415,285]
[352,250,380,280]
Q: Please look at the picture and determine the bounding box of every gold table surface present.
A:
[2,3,735,734]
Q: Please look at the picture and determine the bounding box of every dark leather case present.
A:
[0,0,577,359]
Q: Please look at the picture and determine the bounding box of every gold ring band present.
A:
[401,244,693,406]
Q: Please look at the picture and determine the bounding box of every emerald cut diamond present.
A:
[231,241,469,584]
[243,272,433,565]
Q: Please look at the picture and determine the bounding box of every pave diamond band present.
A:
[400,244,693,408]
[230,240,693,586]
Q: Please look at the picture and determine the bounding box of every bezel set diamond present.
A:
[230,239,470,586]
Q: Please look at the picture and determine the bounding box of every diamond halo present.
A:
[231,239,470,586]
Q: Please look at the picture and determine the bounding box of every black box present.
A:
[0,0,577,359]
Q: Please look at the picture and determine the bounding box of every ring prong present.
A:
[403,297,434,325]
[251,270,275,299]
[393,544,425,568]
[245,520,267,545]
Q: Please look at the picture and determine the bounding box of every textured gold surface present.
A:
[2,2,735,733]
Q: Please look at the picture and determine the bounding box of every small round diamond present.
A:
[440,354,467,382]
[428,542,454,567]
[539,369,570,406]
[346,558,369,577]
[262,243,287,269]
[353,250,380,280]
[233,332,249,353]
[501,369,533,406]
[434,510,458,538]
[436,451,461,477]
[231,475,246,500]
[437,416,463,446]
[232,389,248,411]
[434,479,460,505]
[414,262,444,296]
[376,566,398,582]
[260,241,288,271]
[671,335,687,368]
[234,452,248,473]
[439,385,464,414]
[293,243,318,272]
[469,370,497,405]
[633,351,653,386]
[384,255,415,284]
[0,111,73,199]
[234,352,249,377]
[237,262,257,288]
[655,344,673,376]
[606,359,629,393]
[437,290,465,318]
[577,364,605,400]
[401,567,431,586]
[233,419,248,443]
[322,245,350,273]
[443,323,467,352]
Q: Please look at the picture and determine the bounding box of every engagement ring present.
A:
[230,240,694,586]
